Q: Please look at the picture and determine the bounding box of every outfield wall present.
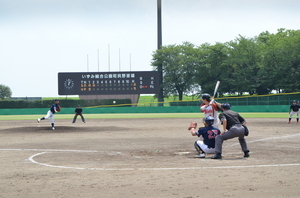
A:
[0,105,289,115]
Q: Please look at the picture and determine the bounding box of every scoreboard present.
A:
[58,71,160,95]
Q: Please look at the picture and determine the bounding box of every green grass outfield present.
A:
[0,112,289,120]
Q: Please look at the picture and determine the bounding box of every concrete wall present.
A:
[79,94,139,106]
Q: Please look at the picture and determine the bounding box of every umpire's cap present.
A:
[221,103,231,109]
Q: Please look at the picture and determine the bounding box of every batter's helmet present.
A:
[205,116,214,126]
[221,103,231,109]
[201,94,211,100]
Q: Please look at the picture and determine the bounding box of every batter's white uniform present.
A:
[200,103,220,128]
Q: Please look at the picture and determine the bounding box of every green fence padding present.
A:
[0,105,290,115]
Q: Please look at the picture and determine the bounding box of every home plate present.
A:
[174,152,191,155]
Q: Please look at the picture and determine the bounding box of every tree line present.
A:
[0,84,12,99]
[151,28,300,101]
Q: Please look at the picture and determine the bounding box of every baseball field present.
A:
[0,114,299,197]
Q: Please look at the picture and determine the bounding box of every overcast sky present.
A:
[1,0,299,97]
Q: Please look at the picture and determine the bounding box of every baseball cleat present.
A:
[196,153,205,158]
[211,153,222,159]
[287,121,290,124]
[244,151,250,158]
[52,127,55,130]
[37,118,40,123]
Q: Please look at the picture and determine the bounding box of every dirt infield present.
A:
[0,117,300,198]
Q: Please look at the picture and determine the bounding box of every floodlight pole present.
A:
[157,0,164,105]
[87,54,89,72]
[97,49,99,72]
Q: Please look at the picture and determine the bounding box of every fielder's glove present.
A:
[188,122,197,130]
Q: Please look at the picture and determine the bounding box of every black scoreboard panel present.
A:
[58,71,160,95]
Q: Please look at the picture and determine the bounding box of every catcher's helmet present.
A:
[221,103,231,109]
[205,116,214,126]
[201,94,211,100]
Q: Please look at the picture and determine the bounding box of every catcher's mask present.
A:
[205,116,214,126]
[221,103,230,110]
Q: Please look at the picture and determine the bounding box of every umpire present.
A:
[72,105,86,123]
[211,103,250,159]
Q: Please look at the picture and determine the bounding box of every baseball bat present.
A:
[210,81,220,104]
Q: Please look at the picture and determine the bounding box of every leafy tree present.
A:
[194,42,232,96]
[151,42,198,100]
[151,29,300,97]
[226,35,262,95]
[258,29,300,93]
[0,84,12,99]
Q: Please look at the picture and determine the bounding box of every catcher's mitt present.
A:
[188,122,197,130]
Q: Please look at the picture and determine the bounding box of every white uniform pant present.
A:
[44,110,55,123]
[289,111,299,118]
[212,121,220,129]
[196,140,215,154]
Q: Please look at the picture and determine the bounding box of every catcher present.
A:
[37,99,61,130]
[188,116,221,158]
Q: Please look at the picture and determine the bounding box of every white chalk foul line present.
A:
[229,133,300,147]
[0,148,99,153]
[28,152,300,171]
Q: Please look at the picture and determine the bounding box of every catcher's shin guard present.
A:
[194,141,205,155]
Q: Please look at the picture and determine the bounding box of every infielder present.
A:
[37,99,60,130]
[188,116,221,158]
[200,94,221,128]
[287,100,300,124]
[211,103,250,159]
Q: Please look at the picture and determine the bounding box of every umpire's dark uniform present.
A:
[72,106,86,123]
[211,103,249,159]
